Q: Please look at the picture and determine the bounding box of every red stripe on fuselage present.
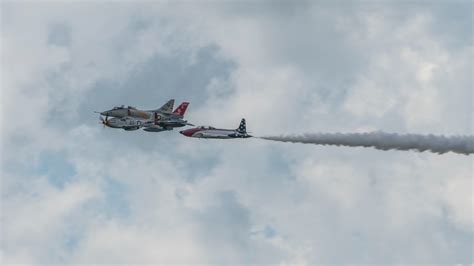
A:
[180,128,204,137]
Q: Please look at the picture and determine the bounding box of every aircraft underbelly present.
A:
[206,135,231,139]
[143,127,166,132]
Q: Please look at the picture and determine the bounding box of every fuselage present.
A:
[103,116,180,132]
[101,106,151,119]
[179,126,251,139]
[104,117,143,130]
[100,105,190,130]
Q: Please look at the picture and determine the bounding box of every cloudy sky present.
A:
[1,1,472,264]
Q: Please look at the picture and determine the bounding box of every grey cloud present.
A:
[2,1,472,265]
[48,23,71,47]
[60,45,234,125]
[194,191,254,262]
[193,190,286,264]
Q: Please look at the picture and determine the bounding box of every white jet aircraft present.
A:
[179,119,251,139]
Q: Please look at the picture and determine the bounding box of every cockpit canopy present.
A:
[112,105,136,110]
[198,126,216,130]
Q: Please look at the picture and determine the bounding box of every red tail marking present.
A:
[173,102,189,116]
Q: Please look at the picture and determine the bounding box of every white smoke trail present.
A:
[259,132,474,155]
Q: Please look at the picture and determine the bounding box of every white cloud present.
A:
[70,221,206,264]
[1,1,472,264]
[2,177,100,264]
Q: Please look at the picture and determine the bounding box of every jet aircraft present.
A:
[98,100,192,132]
[179,118,251,139]
[99,99,175,119]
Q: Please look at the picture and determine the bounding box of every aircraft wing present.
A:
[155,118,193,127]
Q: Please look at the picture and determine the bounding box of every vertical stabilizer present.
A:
[236,118,247,134]
[157,99,174,113]
[173,102,189,116]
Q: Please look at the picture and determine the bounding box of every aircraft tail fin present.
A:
[173,102,189,116]
[157,99,174,113]
[236,118,247,134]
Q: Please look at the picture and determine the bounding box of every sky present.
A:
[1,1,473,264]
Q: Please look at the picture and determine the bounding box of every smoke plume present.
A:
[259,132,474,155]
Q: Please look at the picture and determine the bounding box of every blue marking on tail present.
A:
[237,118,246,134]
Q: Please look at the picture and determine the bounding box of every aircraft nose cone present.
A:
[180,130,193,137]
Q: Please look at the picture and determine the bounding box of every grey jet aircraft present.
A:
[98,100,193,132]
[99,99,175,119]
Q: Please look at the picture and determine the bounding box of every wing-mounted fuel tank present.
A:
[143,126,171,132]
